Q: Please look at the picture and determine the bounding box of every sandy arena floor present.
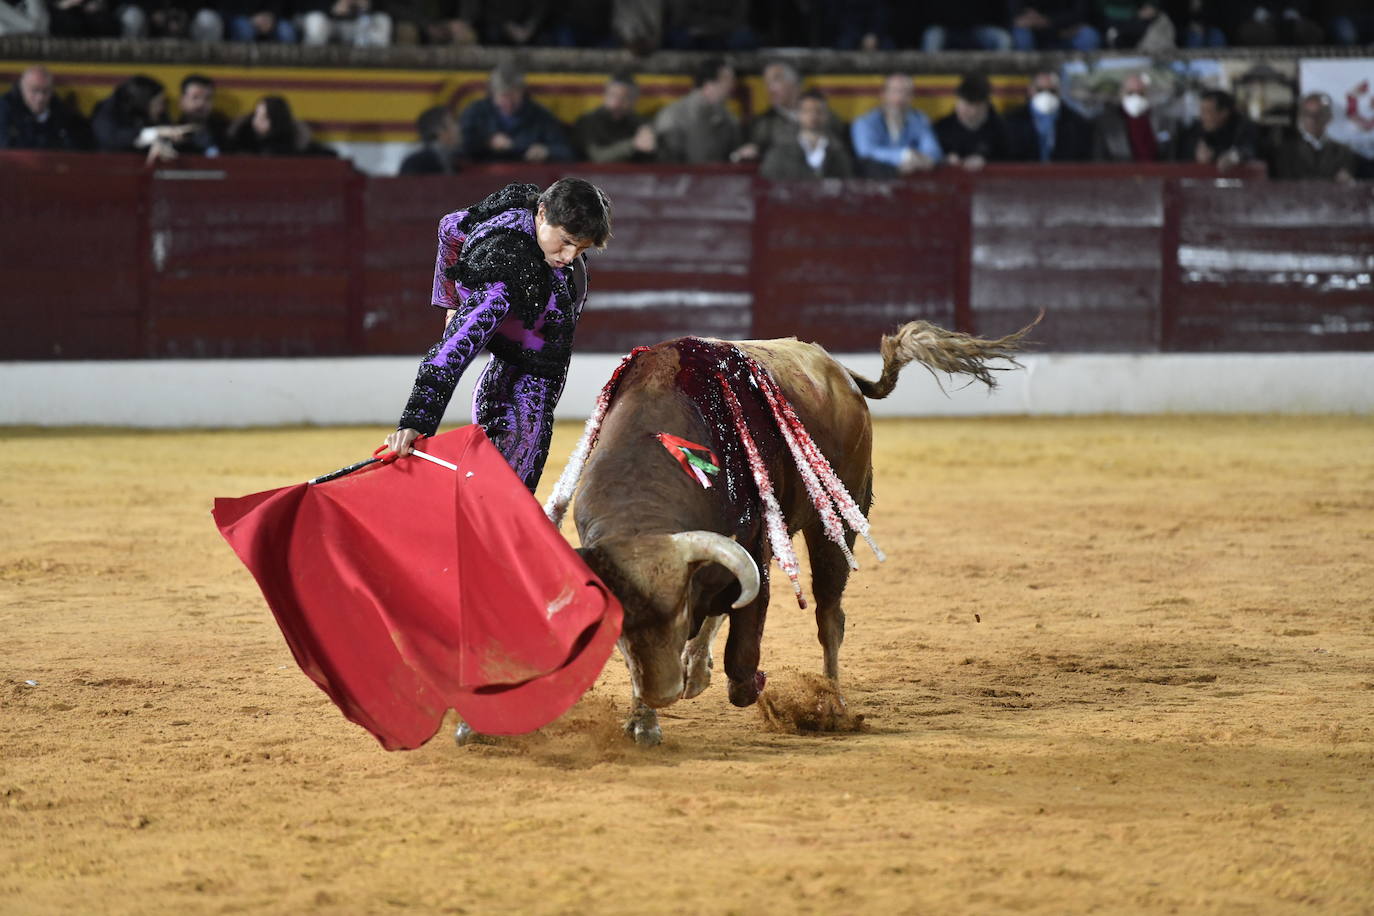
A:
[2,416,1372,915]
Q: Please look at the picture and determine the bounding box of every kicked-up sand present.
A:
[1,415,1371,914]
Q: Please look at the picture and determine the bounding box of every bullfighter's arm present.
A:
[397,282,513,436]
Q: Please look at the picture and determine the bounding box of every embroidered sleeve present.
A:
[397,282,512,435]
[430,211,467,311]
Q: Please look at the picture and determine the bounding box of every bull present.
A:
[567,320,1032,746]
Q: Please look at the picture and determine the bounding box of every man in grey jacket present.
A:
[653,55,742,164]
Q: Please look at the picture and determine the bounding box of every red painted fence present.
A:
[2,152,1370,360]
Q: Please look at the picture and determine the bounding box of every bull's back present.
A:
[734,338,874,480]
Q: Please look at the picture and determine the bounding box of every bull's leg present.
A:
[804,523,854,682]
[623,700,662,747]
[619,642,663,747]
[723,567,770,707]
[681,613,726,700]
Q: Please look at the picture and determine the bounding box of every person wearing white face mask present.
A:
[1092,72,1171,162]
[1005,70,1093,163]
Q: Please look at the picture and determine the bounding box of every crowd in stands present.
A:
[2,57,1366,182]
[1,1,1372,50]
[408,59,1362,181]
[0,67,335,160]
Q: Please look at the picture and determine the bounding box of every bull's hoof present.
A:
[680,655,713,700]
[454,722,494,747]
[623,712,662,747]
[727,670,767,707]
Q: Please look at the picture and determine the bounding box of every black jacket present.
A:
[1172,114,1262,164]
[933,110,1010,161]
[1004,103,1094,162]
[399,145,461,175]
[0,86,89,151]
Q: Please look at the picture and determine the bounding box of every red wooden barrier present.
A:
[2,153,1367,360]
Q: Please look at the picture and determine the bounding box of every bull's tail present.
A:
[848,312,1041,400]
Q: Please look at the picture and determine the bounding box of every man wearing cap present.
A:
[933,74,1009,171]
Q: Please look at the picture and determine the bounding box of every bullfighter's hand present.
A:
[384,428,422,457]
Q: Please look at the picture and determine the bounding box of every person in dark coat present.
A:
[1009,0,1102,49]
[572,71,656,162]
[173,73,231,158]
[0,66,90,151]
[228,96,336,156]
[1272,92,1356,182]
[933,74,1010,171]
[1004,69,1093,162]
[91,75,191,161]
[759,89,854,180]
[459,62,573,163]
[1173,89,1262,169]
[399,105,462,174]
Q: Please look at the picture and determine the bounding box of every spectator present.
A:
[1164,0,1228,47]
[226,0,298,41]
[47,0,129,37]
[1005,70,1094,162]
[225,0,298,39]
[229,95,335,156]
[91,75,191,163]
[1230,1,1323,44]
[0,0,49,34]
[459,63,573,163]
[1009,0,1102,50]
[118,0,223,37]
[612,0,662,53]
[301,0,392,44]
[399,105,462,174]
[1320,0,1374,44]
[390,0,477,45]
[850,73,942,178]
[808,0,894,50]
[1272,92,1355,182]
[738,60,846,163]
[1174,89,1262,170]
[760,89,854,180]
[922,1,1013,50]
[173,74,230,157]
[653,55,741,163]
[934,74,1010,171]
[477,0,547,45]
[1097,1,1177,48]
[573,71,656,163]
[664,0,756,50]
[0,66,89,150]
[1092,72,1167,161]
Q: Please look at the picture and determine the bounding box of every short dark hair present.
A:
[799,88,826,105]
[609,69,638,90]
[1200,89,1236,113]
[539,177,612,248]
[180,73,214,96]
[416,105,452,143]
[956,74,991,104]
[694,56,729,88]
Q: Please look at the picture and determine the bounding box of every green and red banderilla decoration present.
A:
[655,433,720,488]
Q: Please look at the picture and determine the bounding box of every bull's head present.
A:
[579,532,758,709]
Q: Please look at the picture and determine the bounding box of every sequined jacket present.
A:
[398,182,588,436]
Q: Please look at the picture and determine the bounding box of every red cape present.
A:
[212,427,622,750]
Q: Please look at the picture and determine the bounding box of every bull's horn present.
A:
[671,532,761,609]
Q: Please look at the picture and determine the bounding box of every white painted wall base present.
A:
[1,353,1371,428]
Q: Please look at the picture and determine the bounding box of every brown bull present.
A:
[571,320,1032,746]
